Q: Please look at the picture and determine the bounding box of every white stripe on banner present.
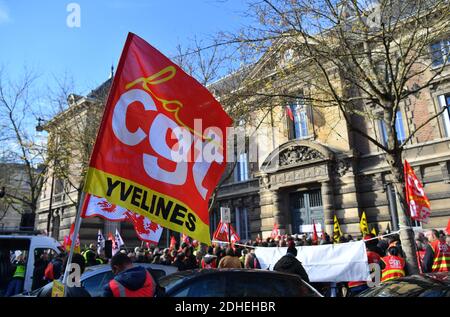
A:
[255,241,370,282]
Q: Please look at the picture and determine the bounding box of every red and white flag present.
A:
[107,232,119,255]
[270,223,280,239]
[213,221,240,243]
[230,226,240,243]
[404,160,431,223]
[181,233,191,245]
[312,220,319,243]
[67,223,80,253]
[285,106,294,121]
[82,193,163,245]
[115,228,125,250]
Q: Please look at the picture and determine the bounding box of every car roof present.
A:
[158,269,322,296]
[358,273,450,297]
[381,273,450,285]
[161,268,304,278]
[82,262,177,279]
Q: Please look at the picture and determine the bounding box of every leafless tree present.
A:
[0,67,48,222]
[200,0,450,273]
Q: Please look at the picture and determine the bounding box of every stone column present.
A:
[272,190,285,234]
[321,180,335,234]
[258,188,274,239]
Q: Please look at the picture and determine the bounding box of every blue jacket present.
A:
[103,266,149,297]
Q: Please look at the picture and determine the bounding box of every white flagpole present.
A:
[61,191,86,296]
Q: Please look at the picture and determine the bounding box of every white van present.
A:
[0,234,62,294]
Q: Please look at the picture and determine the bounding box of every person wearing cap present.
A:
[201,246,218,269]
[273,240,309,282]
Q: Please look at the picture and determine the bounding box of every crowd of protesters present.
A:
[1,227,448,297]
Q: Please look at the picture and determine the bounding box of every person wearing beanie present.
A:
[273,240,309,282]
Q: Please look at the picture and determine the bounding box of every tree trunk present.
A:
[385,151,419,275]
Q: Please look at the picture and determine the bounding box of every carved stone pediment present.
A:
[261,140,334,172]
[279,146,325,166]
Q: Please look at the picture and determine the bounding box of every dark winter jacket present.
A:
[273,253,310,283]
[103,266,152,297]
[173,259,186,271]
[422,244,434,273]
[183,255,198,270]
[32,258,48,291]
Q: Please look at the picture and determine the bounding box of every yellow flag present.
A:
[51,280,65,297]
[333,215,342,243]
[360,211,370,235]
[371,227,377,236]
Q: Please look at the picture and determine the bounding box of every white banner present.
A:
[255,241,370,282]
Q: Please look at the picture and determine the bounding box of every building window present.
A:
[288,99,310,140]
[53,178,65,203]
[235,207,250,241]
[51,214,60,240]
[379,110,406,146]
[430,38,450,68]
[438,94,450,137]
[236,152,249,182]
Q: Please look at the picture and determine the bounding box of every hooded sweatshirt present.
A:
[103,266,152,297]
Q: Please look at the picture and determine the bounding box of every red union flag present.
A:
[213,221,240,243]
[270,223,280,239]
[83,33,232,244]
[404,160,431,223]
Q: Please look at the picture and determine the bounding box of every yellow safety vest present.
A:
[13,264,26,279]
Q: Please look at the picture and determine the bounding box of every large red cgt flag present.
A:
[83,33,232,245]
[404,160,431,223]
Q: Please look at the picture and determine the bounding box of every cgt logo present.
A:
[111,73,224,200]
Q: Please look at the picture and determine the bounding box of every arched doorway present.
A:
[258,139,336,235]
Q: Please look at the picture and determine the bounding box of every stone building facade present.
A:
[210,39,450,240]
[0,163,36,232]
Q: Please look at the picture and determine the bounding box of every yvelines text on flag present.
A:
[83,33,232,244]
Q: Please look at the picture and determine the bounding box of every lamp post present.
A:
[36,117,54,236]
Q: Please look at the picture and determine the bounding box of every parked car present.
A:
[0,234,62,294]
[157,269,323,297]
[16,263,177,297]
[357,273,450,297]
